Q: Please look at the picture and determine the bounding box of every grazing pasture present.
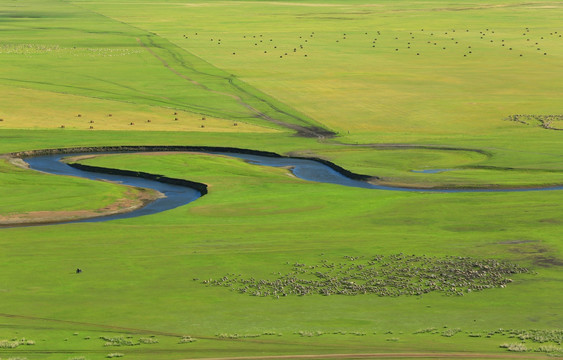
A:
[0,0,561,359]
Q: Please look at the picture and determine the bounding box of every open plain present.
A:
[0,0,562,359]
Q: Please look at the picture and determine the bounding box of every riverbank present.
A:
[0,185,162,227]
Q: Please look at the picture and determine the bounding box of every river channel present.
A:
[22,151,563,225]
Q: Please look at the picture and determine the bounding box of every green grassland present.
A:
[1,152,562,359]
[0,0,562,358]
[0,157,146,217]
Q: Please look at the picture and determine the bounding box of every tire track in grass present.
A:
[177,352,550,359]
[0,314,550,359]
[0,312,203,339]
[136,37,332,138]
[0,313,335,347]
[138,35,330,135]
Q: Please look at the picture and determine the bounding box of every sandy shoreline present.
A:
[0,186,163,227]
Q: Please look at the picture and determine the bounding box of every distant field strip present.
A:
[0,0,328,133]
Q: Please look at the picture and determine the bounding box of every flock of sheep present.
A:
[506,114,563,130]
[203,253,531,298]
[183,26,560,59]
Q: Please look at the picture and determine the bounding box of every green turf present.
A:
[0,0,561,358]
[1,152,561,358]
[0,157,140,216]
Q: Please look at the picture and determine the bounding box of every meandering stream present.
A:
[19,150,563,225]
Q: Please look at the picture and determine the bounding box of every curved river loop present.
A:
[6,146,563,226]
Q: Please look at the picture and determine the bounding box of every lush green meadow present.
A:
[0,0,562,359]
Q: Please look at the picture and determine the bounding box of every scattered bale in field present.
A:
[108,114,112,117]
[89,126,94,129]
[77,114,81,117]
[129,122,134,125]
[89,120,94,123]
[60,125,65,128]
[147,119,151,123]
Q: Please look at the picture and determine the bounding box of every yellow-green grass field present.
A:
[0,0,562,358]
[0,84,277,133]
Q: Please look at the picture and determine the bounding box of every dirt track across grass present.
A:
[177,352,554,359]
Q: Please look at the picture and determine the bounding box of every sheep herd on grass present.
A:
[202,253,531,298]
[184,26,560,59]
[505,114,563,130]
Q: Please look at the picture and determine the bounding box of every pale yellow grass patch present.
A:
[0,85,278,133]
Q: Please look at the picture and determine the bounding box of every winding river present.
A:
[15,150,563,226]
[24,153,202,224]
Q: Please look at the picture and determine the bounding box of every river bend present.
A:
[18,150,563,225]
